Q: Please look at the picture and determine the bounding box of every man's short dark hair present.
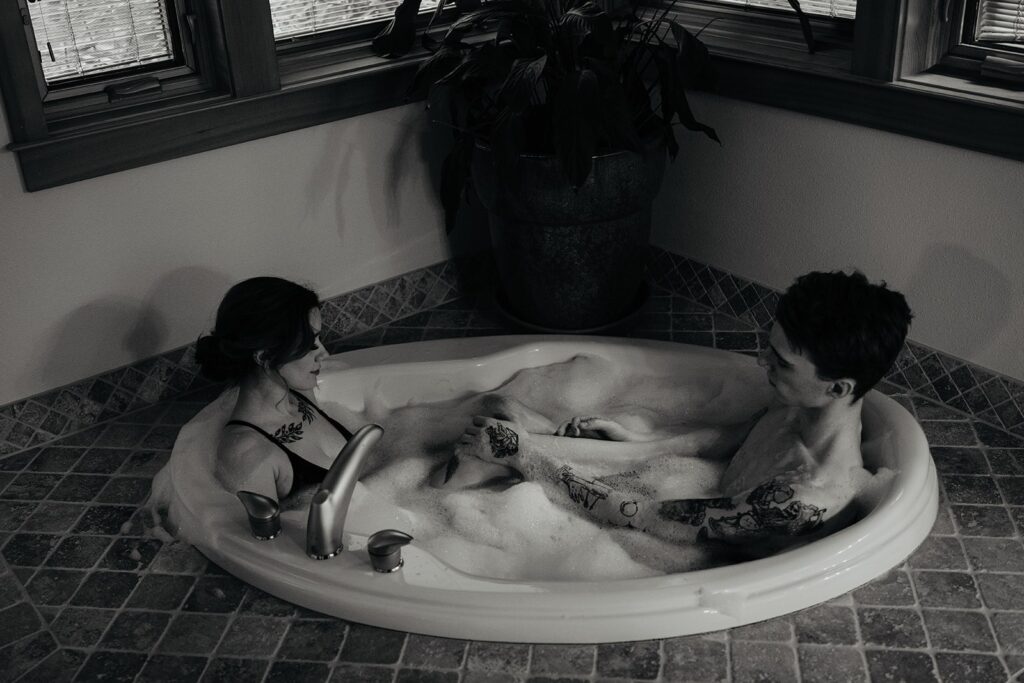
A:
[775,270,913,400]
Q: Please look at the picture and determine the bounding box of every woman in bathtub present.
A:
[194,277,363,502]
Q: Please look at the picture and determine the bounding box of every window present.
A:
[1,0,1021,192]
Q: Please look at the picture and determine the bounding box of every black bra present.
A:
[226,390,353,493]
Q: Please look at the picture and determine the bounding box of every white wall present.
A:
[0,101,456,405]
[3,90,1023,405]
[653,93,1024,382]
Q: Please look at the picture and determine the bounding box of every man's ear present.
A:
[827,379,856,399]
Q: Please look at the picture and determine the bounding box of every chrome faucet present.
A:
[306,423,384,560]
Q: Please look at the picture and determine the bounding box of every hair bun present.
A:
[194,333,254,382]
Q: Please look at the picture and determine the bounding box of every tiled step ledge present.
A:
[2,249,1023,459]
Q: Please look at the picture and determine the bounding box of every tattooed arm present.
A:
[553,465,829,549]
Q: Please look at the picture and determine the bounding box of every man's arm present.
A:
[551,465,828,548]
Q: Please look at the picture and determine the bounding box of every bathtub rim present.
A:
[167,335,938,643]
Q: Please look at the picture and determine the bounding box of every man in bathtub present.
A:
[439,270,913,556]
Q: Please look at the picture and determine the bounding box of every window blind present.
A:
[26,0,176,85]
[271,0,439,41]
[976,0,1024,42]
[704,0,856,20]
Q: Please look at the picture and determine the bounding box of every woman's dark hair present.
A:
[194,277,321,383]
[775,270,913,401]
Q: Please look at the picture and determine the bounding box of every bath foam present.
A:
[150,336,937,643]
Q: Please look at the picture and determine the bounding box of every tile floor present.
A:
[1,289,1023,682]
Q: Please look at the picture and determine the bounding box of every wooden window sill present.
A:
[6,3,1024,192]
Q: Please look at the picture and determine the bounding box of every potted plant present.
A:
[373,0,811,330]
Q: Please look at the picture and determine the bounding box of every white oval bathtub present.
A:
[154,336,937,643]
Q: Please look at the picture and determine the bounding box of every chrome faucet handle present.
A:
[236,490,281,540]
[306,423,384,560]
[367,529,413,573]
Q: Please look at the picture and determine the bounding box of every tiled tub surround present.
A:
[0,253,1020,681]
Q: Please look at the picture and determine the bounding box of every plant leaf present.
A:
[408,46,466,99]
[440,137,473,232]
[371,0,424,58]
[668,21,716,90]
[497,55,546,112]
[786,0,816,54]
[552,69,601,188]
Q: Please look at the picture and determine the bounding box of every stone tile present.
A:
[47,474,108,502]
[181,575,248,613]
[202,658,270,682]
[599,641,668,679]
[461,674,519,683]
[997,476,1024,504]
[952,504,1016,536]
[2,532,60,566]
[797,645,866,683]
[931,447,989,474]
[908,536,968,570]
[95,423,150,448]
[731,641,798,683]
[332,665,401,682]
[20,502,85,533]
[922,421,978,446]
[466,641,531,674]
[0,600,44,648]
[403,634,469,670]
[4,473,62,500]
[100,536,163,571]
[95,476,152,504]
[975,422,1023,447]
[339,623,407,664]
[976,573,1024,610]
[100,610,172,651]
[941,475,1003,504]
[0,571,22,609]
[856,607,928,648]
[49,606,115,646]
[962,536,1024,571]
[75,651,148,683]
[662,636,727,682]
[20,647,87,683]
[986,448,1024,475]
[713,332,759,351]
[396,669,459,683]
[158,613,230,654]
[150,541,210,574]
[792,605,858,645]
[119,449,170,476]
[73,448,139,474]
[69,570,140,608]
[127,573,196,610]
[913,571,982,608]
[729,615,793,641]
[852,570,916,606]
[922,609,997,651]
[24,568,86,605]
[45,534,112,568]
[27,448,83,473]
[238,586,296,616]
[278,618,348,661]
[142,425,181,450]
[265,660,331,682]
[217,615,289,656]
[0,630,58,681]
[865,649,938,682]
[991,612,1024,652]
[0,500,37,530]
[137,654,208,683]
[934,652,1009,683]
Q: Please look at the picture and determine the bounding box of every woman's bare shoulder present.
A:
[215,426,284,491]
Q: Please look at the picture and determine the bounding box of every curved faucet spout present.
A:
[306,423,384,560]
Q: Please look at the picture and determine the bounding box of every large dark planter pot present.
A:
[472,142,667,331]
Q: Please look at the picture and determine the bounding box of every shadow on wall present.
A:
[34,266,232,393]
[905,243,1011,358]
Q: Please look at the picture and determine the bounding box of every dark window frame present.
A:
[1,0,1022,192]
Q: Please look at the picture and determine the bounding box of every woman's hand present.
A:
[554,416,644,442]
